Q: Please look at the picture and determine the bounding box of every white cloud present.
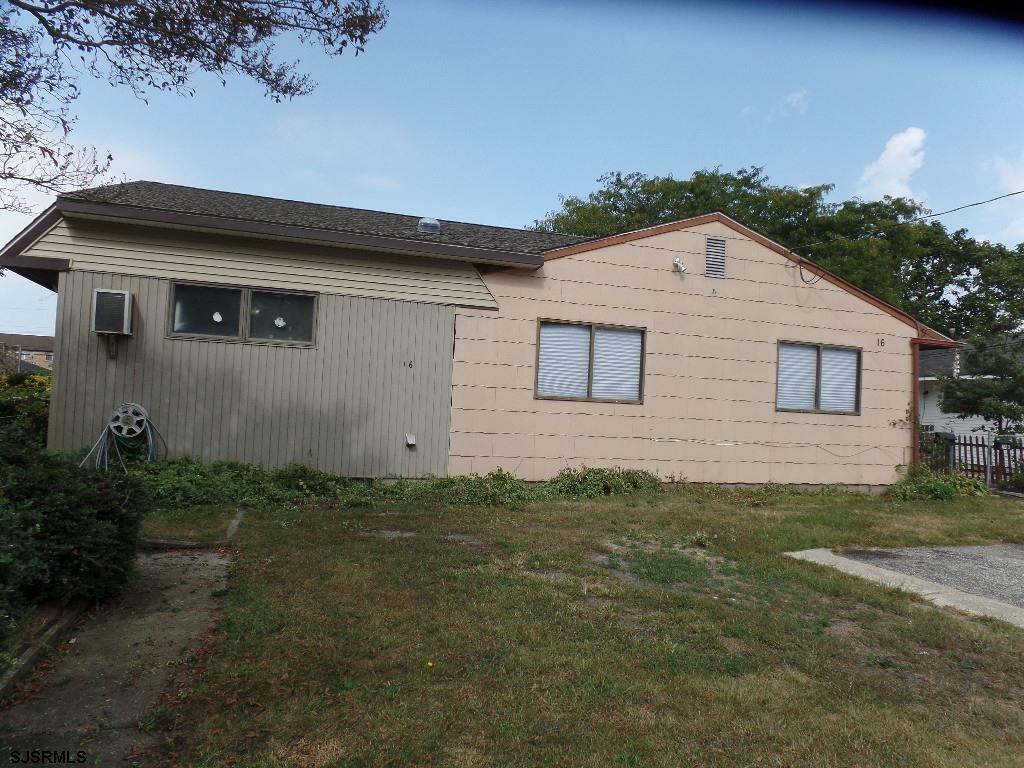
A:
[739,88,810,124]
[857,127,927,200]
[992,152,1024,190]
[784,88,808,114]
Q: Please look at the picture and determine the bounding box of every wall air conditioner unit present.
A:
[91,289,133,335]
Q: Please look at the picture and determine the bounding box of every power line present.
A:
[906,189,1024,224]
[623,187,1024,259]
[796,188,1024,254]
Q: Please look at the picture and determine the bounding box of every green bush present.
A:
[129,457,371,509]
[130,457,289,508]
[381,469,536,508]
[888,466,988,501]
[1,437,147,640]
[546,466,662,499]
[0,373,147,645]
[1011,472,1024,493]
[0,373,50,450]
[132,459,665,512]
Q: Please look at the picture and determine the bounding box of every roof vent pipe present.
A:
[417,217,441,234]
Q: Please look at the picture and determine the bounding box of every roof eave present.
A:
[54,198,545,269]
[0,205,66,290]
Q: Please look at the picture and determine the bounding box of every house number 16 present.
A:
[876,338,885,347]
[403,360,415,368]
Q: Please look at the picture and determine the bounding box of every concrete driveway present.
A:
[787,544,1024,628]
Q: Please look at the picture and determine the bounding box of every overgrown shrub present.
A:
[546,466,662,499]
[0,373,148,646]
[381,469,536,508]
[130,457,289,508]
[1,435,147,641]
[128,458,372,509]
[0,373,50,450]
[888,466,988,501]
[131,459,664,512]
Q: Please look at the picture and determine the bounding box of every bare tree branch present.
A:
[0,0,388,212]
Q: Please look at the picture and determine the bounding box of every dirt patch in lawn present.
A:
[360,529,417,540]
[0,550,228,766]
[444,533,488,547]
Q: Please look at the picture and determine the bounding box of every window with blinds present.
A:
[536,321,645,402]
[705,236,727,278]
[776,342,860,414]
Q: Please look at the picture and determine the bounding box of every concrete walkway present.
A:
[787,545,1024,629]
[0,550,228,766]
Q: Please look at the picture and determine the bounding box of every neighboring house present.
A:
[919,347,1019,436]
[0,181,956,488]
[0,333,55,371]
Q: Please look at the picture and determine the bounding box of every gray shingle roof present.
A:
[61,181,587,256]
[0,333,54,352]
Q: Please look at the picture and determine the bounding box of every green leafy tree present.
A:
[0,0,388,211]
[939,337,1024,435]
[534,168,1024,339]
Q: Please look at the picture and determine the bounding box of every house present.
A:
[919,347,1019,436]
[0,333,55,371]
[0,181,956,488]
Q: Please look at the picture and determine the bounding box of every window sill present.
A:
[535,393,643,405]
[776,406,860,416]
[166,333,315,349]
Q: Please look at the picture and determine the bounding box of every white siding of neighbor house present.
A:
[24,217,498,309]
[919,383,996,436]
[49,270,455,477]
[450,220,918,486]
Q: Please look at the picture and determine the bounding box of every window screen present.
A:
[172,284,242,337]
[777,342,860,414]
[819,347,859,412]
[777,343,818,410]
[249,291,315,342]
[537,322,590,398]
[537,321,644,402]
[591,327,643,401]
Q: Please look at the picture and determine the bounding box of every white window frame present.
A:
[776,340,862,415]
[534,319,646,404]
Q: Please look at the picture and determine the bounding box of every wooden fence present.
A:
[920,431,1024,485]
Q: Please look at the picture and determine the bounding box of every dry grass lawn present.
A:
[142,487,1024,767]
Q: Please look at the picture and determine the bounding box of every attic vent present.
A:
[705,237,726,279]
[417,217,441,235]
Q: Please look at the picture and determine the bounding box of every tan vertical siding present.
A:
[50,270,454,477]
[24,218,497,309]
[450,220,917,485]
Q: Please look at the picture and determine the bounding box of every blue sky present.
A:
[3,0,1024,334]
